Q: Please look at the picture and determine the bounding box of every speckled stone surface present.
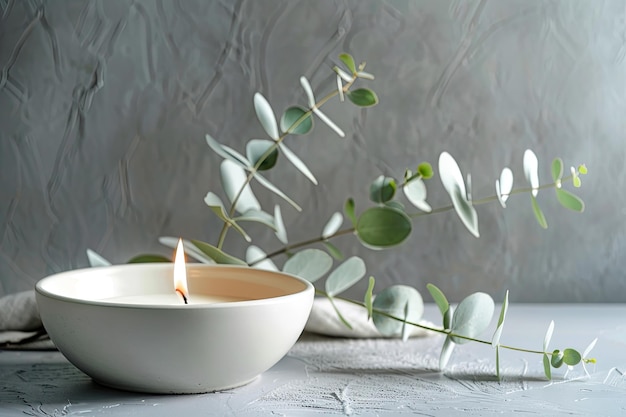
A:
[1,304,625,416]
[1,1,625,301]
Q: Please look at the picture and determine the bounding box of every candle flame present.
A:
[174,239,189,304]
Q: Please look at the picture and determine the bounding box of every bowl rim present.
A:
[35,263,314,310]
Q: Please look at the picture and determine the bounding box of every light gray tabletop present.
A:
[1,304,625,416]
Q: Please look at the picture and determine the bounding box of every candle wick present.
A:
[176,289,189,305]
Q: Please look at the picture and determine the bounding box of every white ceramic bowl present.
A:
[35,263,314,394]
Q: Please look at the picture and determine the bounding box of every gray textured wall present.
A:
[1,0,625,302]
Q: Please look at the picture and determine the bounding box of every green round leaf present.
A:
[531,195,548,229]
[562,348,582,366]
[555,188,585,212]
[347,88,379,107]
[551,349,564,368]
[127,254,171,263]
[279,106,313,135]
[282,248,332,283]
[246,139,278,171]
[372,285,424,338]
[450,292,495,344]
[578,164,588,175]
[369,175,397,203]
[325,256,367,296]
[551,157,564,182]
[417,162,433,179]
[339,52,356,73]
[356,206,412,248]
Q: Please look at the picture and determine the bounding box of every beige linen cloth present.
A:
[305,297,434,338]
[0,290,53,349]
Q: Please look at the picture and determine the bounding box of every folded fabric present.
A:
[0,290,54,350]
[305,297,435,338]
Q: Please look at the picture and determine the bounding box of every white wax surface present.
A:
[101,294,245,305]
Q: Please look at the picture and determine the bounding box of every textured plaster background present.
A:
[0,0,624,302]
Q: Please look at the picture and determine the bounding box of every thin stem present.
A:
[250,227,354,266]
[318,290,551,356]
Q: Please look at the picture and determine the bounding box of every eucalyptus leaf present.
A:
[279,106,313,135]
[439,336,455,369]
[336,74,344,102]
[443,307,454,331]
[531,195,548,229]
[323,242,344,260]
[279,143,318,184]
[345,198,357,227]
[439,152,479,237]
[334,66,352,82]
[322,212,343,239]
[325,256,367,296]
[346,88,379,107]
[339,52,356,73]
[234,209,276,231]
[253,92,279,140]
[246,139,278,171]
[551,157,564,182]
[190,239,247,265]
[555,188,585,212]
[127,254,171,263]
[369,175,396,203]
[220,160,261,214]
[449,183,480,238]
[403,176,432,212]
[221,145,252,168]
[417,162,433,179]
[204,192,251,241]
[364,276,375,319]
[205,134,251,169]
[245,245,278,271]
[299,76,316,107]
[562,348,582,366]
[356,206,412,248]
[450,292,495,344]
[539,355,551,380]
[523,149,539,197]
[274,205,288,244]
[372,285,424,337]
[491,290,509,347]
[158,237,214,264]
[426,283,450,319]
[252,171,302,211]
[313,107,345,137]
[496,346,501,382]
[544,320,555,351]
[86,249,112,267]
[496,168,513,208]
[551,349,564,368]
[282,248,332,283]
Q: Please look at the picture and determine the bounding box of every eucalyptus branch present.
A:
[216,72,361,249]
[249,172,584,266]
[126,53,593,381]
